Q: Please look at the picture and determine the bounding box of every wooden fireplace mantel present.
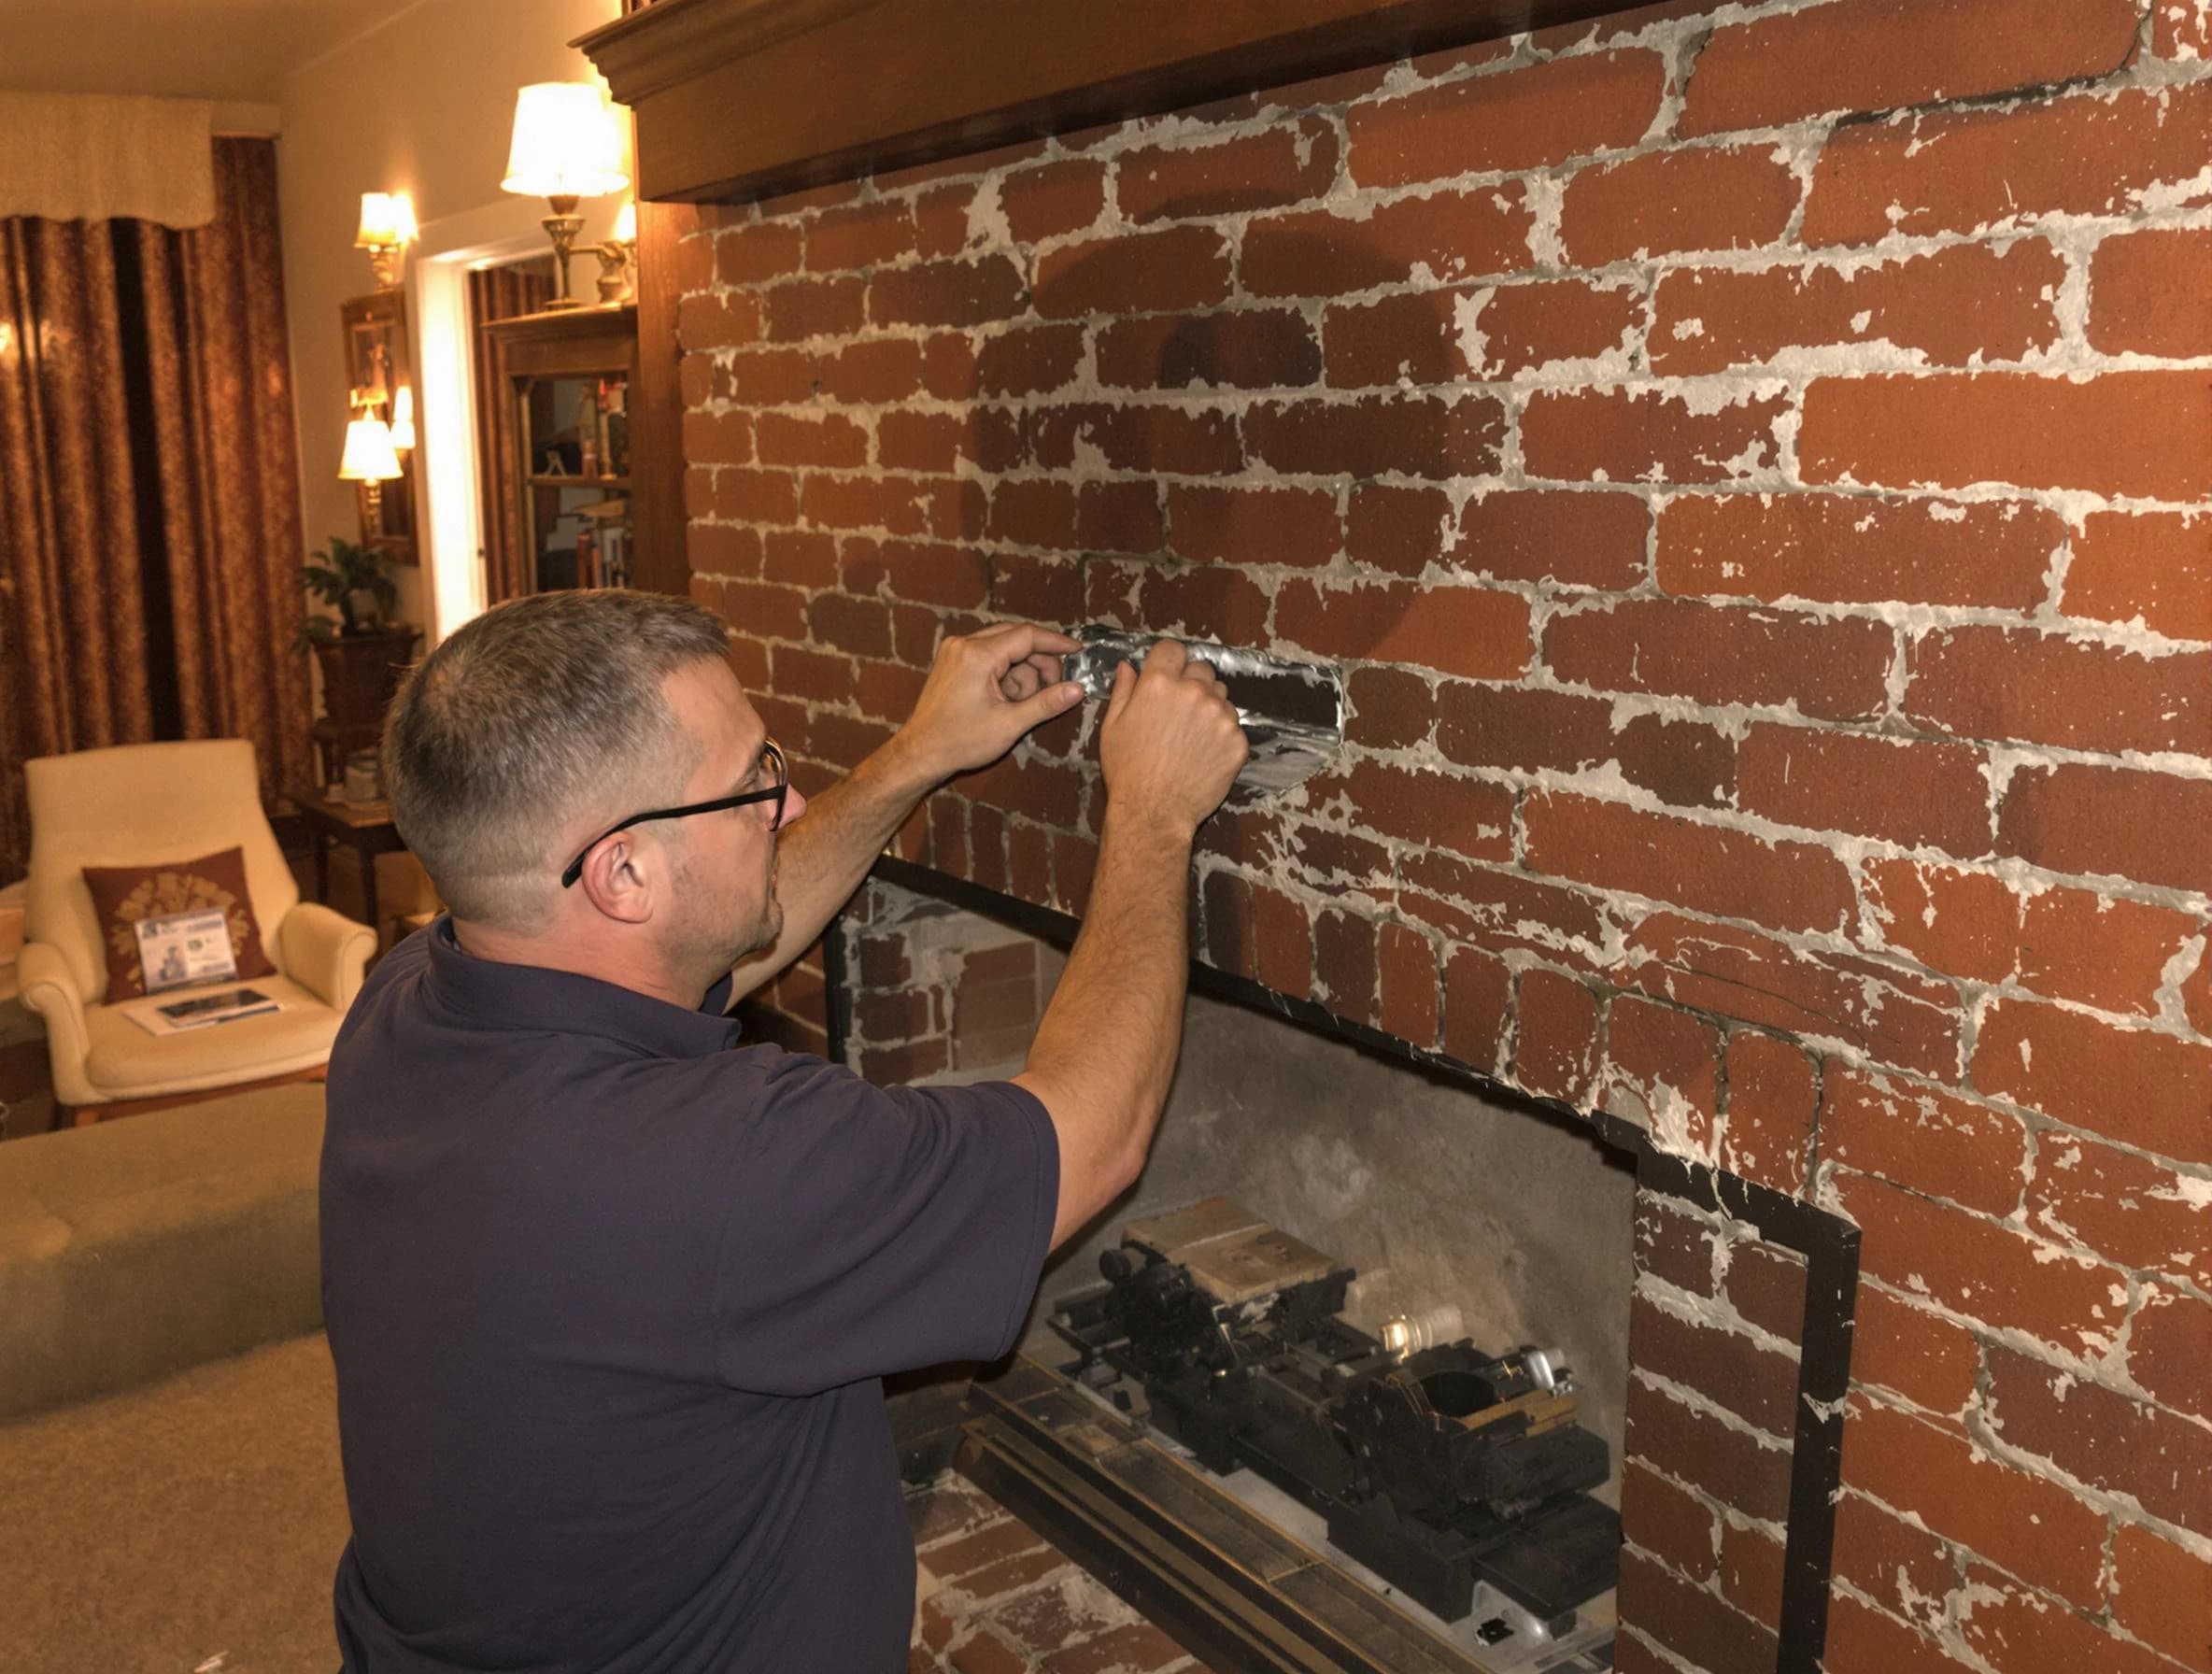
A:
[578,0,1637,204]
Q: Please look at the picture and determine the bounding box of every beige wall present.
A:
[277,0,625,628]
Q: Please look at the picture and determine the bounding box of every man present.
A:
[320,589,1246,1673]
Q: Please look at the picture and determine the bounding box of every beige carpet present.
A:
[0,1334,347,1674]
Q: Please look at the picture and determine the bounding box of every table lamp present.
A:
[501,83,629,310]
[340,414,404,527]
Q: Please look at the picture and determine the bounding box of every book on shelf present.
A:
[124,985,282,1037]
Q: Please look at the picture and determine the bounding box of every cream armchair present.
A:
[17,741,376,1119]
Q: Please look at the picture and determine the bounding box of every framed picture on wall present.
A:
[340,289,418,564]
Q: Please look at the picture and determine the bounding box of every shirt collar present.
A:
[421,916,742,1058]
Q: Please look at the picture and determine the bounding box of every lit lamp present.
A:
[388,385,417,453]
[354,192,416,288]
[593,200,639,304]
[501,83,629,310]
[340,413,404,526]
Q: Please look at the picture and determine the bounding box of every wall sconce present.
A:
[500,83,629,310]
[388,385,417,452]
[355,192,416,289]
[339,412,404,524]
[593,200,638,304]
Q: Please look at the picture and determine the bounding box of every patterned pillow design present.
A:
[81,846,276,1004]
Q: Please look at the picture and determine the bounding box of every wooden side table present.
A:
[286,785,411,938]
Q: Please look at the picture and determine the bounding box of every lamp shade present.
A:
[613,199,637,243]
[388,386,417,452]
[501,83,629,200]
[355,191,416,248]
[339,417,404,482]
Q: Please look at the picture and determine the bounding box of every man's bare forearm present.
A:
[1015,810,1195,1249]
[729,738,933,996]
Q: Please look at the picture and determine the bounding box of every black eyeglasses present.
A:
[560,740,787,888]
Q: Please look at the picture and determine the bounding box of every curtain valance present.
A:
[0,94,213,228]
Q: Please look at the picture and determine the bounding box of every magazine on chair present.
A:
[124,986,281,1037]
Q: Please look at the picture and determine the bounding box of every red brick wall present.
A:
[673,1,2211,1668]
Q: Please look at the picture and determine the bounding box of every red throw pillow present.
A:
[81,846,276,1004]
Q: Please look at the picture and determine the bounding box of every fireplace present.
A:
[593,0,2212,1668]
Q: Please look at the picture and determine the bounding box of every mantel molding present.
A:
[576,0,1634,205]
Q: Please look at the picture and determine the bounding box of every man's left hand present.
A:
[894,621,1084,784]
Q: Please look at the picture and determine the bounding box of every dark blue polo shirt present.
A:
[319,919,1057,1673]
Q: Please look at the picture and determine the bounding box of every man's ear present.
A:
[574,833,658,924]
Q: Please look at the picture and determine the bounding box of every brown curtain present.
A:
[0,136,308,879]
[469,259,555,604]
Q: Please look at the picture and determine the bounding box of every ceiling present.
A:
[4,0,431,105]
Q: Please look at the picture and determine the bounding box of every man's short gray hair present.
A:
[383,589,730,929]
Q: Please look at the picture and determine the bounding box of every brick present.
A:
[862,1037,950,1084]
[990,555,1085,627]
[2129,1283,2212,1425]
[1543,599,1893,720]
[760,275,865,343]
[804,198,915,271]
[1616,1546,1780,1674]
[1620,1459,1719,1581]
[1375,921,1439,1049]
[1343,665,1434,750]
[1654,491,2060,612]
[808,593,894,660]
[755,410,869,469]
[1656,241,2066,378]
[1340,484,1445,579]
[1831,1487,1959,1631]
[1433,682,1614,776]
[677,291,763,353]
[1974,999,2212,1169]
[972,324,1085,399]
[1719,1520,1787,1629]
[1613,714,1737,811]
[1838,1392,2107,1608]
[1963,1567,2190,1674]
[1985,1343,2212,1536]
[864,540,989,610]
[715,220,804,285]
[1630,1294,1798,1436]
[1625,1378,1793,1522]
[1805,367,2212,500]
[1636,1191,1721,1298]
[1720,1240,1808,1341]
[1201,870,1255,976]
[1094,308,1321,391]
[1440,942,1510,1068]
[689,522,763,580]
[816,340,923,404]
[1240,190,1537,298]
[721,346,818,406]
[1526,0,1710,52]
[1805,83,2212,246]
[1860,858,2021,985]
[1822,1067,2027,1217]
[802,475,965,539]
[914,182,976,260]
[1605,996,1723,1154]
[1822,1592,1970,1674]
[878,409,1022,475]
[1313,758,1516,860]
[1131,564,1271,645]
[1724,1030,1818,1196]
[1033,225,1231,319]
[869,256,1027,328]
[1907,627,2211,758]
[1682,0,2141,137]
[1512,967,1602,1103]
[1166,483,1337,569]
[2157,0,2212,57]
[2027,1135,2212,1290]
[2017,887,2200,1020]
[1277,577,1529,680]
[1346,49,1669,186]
[1737,725,1992,858]
[1283,825,1393,898]
[1525,790,1860,936]
[997,159,1108,245]
[1039,1622,1191,1674]
[2111,1520,2212,1672]
[1850,1284,1981,1415]
[2090,226,2212,358]
[1028,403,1242,475]
[1117,117,1338,223]
[707,466,801,525]
[714,578,808,644]
[1324,278,1641,387]
[1523,384,1788,486]
[1457,489,1651,590]
[1253,885,1312,1000]
[855,659,929,723]
[1245,392,1506,481]
[1831,1170,2128,1362]
[1620,913,1961,1079]
[1561,145,1800,265]
[987,479,1161,556]
[1397,849,1613,958]
[1312,907,1376,1023]
[2065,511,2212,644]
[1998,762,2212,895]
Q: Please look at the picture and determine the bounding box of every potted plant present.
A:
[299,534,399,640]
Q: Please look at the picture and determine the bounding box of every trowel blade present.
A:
[1064,626,1344,796]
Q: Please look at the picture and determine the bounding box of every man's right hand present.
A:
[1097,640,1249,840]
